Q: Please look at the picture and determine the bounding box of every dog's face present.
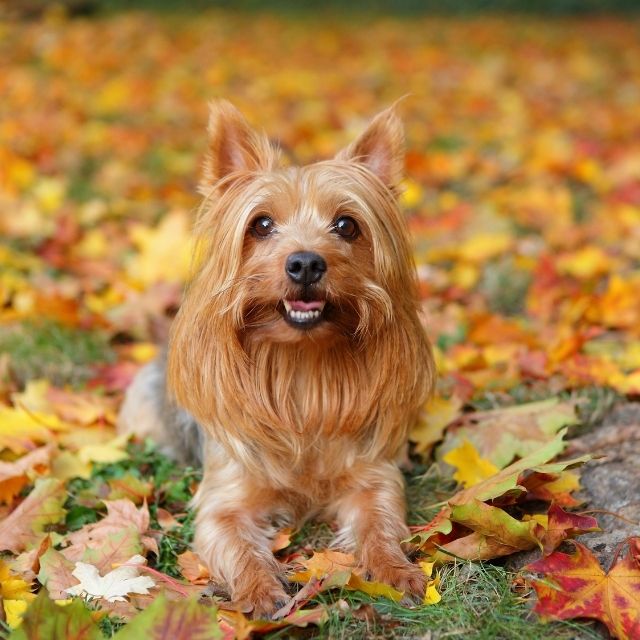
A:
[190,101,417,346]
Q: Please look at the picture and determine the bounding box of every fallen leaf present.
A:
[419,561,441,605]
[65,554,155,602]
[38,548,79,600]
[9,589,102,640]
[449,430,591,506]
[77,434,129,466]
[538,504,600,555]
[177,550,210,585]
[442,439,500,487]
[0,560,36,628]
[406,506,453,548]
[439,398,577,469]
[114,593,221,639]
[0,478,66,553]
[526,539,640,638]
[0,445,51,504]
[411,394,462,455]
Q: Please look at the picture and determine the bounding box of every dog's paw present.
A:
[233,578,289,619]
[367,559,427,603]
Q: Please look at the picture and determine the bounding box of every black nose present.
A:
[285,251,327,285]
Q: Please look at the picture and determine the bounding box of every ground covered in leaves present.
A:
[1,7,640,640]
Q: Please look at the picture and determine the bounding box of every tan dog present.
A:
[118,101,435,617]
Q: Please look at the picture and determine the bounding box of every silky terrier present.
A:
[118,100,435,616]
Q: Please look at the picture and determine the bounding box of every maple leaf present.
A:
[62,499,150,571]
[0,478,66,553]
[9,590,102,640]
[65,554,155,602]
[538,504,600,555]
[442,439,499,487]
[526,539,640,638]
[113,593,222,640]
[38,547,79,600]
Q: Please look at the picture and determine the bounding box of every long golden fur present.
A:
[118,100,435,616]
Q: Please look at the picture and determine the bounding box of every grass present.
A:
[305,562,602,640]
[0,320,115,387]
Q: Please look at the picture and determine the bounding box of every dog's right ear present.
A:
[199,100,276,194]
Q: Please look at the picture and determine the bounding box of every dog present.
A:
[118,100,435,617]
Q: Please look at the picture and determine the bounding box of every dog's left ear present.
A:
[336,106,405,191]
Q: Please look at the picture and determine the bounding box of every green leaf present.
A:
[115,594,221,640]
[450,500,542,550]
[449,430,591,506]
[9,590,101,640]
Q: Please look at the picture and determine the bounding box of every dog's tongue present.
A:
[287,300,324,311]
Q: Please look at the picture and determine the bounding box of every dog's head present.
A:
[183,100,419,347]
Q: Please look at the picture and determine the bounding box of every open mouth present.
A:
[282,299,326,328]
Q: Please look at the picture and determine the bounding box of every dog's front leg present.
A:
[192,456,289,617]
[333,462,426,600]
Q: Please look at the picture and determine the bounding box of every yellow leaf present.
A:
[0,560,35,628]
[542,471,580,496]
[11,380,51,414]
[77,434,129,466]
[449,263,479,290]
[556,246,613,280]
[457,233,513,263]
[51,450,92,481]
[424,578,441,605]
[419,562,441,605]
[126,210,193,286]
[0,407,54,454]
[411,395,462,455]
[129,342,158,364]
[524,514,549,528]
[399,179,423,208]
[347,573,403,602]
[4,599,28,628]
[442,439,500,488]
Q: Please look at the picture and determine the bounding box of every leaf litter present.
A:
[1,6,640,639]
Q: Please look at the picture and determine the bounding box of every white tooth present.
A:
[283,300,292,313]
[312,310,320,318]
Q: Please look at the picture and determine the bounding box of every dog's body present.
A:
[118,101,435,616]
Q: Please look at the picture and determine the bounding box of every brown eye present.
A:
[250,215,275,238]
[333,216,359,240]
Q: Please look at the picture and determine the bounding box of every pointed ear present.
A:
[199,100,276,194]
[336,106,405,191]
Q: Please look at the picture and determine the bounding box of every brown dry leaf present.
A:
[62,500,151,570]
[177,550,210,585]
[0,478,66,553]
